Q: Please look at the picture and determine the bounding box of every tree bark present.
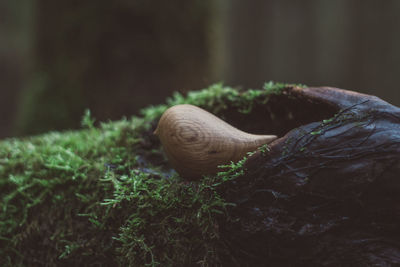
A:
[219,86,400,266]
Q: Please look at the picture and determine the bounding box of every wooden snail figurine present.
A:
[154,104,277,179]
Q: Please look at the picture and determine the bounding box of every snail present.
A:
[154,104,277,179]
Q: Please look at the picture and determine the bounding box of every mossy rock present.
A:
[0,82,293,266]
[2,82,400,266]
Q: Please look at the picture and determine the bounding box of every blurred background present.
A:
[1,0,399,138]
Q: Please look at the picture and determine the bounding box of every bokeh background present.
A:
[1,0,399,139]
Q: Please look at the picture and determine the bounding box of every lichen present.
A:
[0,81,296,266]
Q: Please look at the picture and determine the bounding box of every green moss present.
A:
[0,82,295,266]
[257,144,271,155]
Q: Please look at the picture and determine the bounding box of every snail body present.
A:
[154,104,277,179]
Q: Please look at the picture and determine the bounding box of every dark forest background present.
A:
[1,0,399,138]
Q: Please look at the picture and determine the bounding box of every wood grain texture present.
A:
[154,104,277,179]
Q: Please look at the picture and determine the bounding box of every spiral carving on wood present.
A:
[154,104,277,179]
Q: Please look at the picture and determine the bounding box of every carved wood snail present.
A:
[154,104,277,179]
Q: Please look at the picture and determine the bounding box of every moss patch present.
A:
[0,82,297,266]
